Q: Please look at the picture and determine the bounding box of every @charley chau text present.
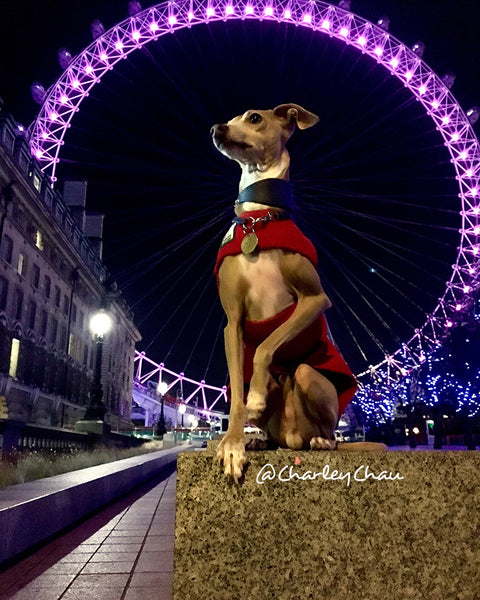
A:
[256,463,404,486]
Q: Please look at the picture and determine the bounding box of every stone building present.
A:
[0,110,141,430]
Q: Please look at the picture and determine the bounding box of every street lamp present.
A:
[75,309,112,434]
[179,403,186,427]
[155,380,168,437]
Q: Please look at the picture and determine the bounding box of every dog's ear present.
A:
[273,103,319,130]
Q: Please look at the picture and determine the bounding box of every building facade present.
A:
[0,110,141,431]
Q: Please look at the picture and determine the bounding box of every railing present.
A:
[0,419,144,459]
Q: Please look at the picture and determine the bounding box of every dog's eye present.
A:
[249,113,262,124]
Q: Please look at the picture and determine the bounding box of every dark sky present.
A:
[1,0,479,390]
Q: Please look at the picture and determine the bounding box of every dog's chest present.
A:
[237,251,294,318]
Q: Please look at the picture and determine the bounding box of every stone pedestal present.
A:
[174,446,480,600]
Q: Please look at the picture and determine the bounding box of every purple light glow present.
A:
[225,5,234,15]
[357,35,367,47]
[115,41,124,50]
[132,30,140,41]
[264,6,274,16]
[473,206,480,214]
[206,6,215,17]
[283,8,291,18]
[302,13,312,24]
[245,5,254,15]
[419,84,427,95]
[456,304,462,311]
[150,21,159,31]
[374,47,383,57]
[321,19,331,30]
[188,11,194,20]
[72,79,80,88]
[390,57,399,68]
[100,52,108,61]
[34,149,43,159]
[85,65,93,74]
[168,15,177,25]
[60,95,68,104]
[446,321,453,328]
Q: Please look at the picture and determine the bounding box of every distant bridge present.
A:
[132,351,228,427]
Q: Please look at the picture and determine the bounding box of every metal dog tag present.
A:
[241,232,258,254]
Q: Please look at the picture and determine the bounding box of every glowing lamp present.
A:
[357,36,367,47]
[132,30,141,41]
[245,5,254,15]
[446,320,453,328]
[60,95,68,104]
[85,65,94,74]
[456,304,462,311]
[34,149,43,159]
[115,41,124,50]
[419,85,427,95]
[157,380,168,395]
[441,116,450,126]
[302,14,312,24]
[321,19,331,30]
[431,100,439,109]
[405,71,413,81]
[374,47,383,57]
[284,9,292,18]
[150,22,159,31]
[90,309,112,338]
[389,58,399,69]
[179,404,187,414]
[100,52,108,61]
[339,27,349,37]
[264,6,274,17]
[168,15,177,25]
[206,6,215,17]
[225,5,234,15]
[72,79,80,88]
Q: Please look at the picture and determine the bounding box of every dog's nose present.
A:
[211,123,228,136]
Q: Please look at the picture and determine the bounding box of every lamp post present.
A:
[75,309,112,434]
[155,380,168,437]
[179,403,186,427]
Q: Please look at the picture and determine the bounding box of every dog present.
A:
[211,104,385,482]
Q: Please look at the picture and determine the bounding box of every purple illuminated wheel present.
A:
[28,0,480,385]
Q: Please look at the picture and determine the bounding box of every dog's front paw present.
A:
[217,436,246,483]
[246,389,267,422]
[310,437,338,451]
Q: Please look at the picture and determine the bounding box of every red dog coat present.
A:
[215,210,357,416]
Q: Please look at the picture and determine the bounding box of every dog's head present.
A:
[211,103,319,168]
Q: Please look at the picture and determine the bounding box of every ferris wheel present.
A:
[27,0,480,400]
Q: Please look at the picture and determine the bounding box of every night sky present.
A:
[1,0,479,390]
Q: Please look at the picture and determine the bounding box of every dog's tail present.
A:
[336,441,388,452]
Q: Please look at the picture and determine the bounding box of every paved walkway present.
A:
[0,466,177,600]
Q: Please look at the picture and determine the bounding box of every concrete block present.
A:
[174,447,480,600]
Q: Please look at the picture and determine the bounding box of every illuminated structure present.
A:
[26,0,479,385]
[0,111,141,430]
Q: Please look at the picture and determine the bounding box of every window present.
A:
[71,303,77,323]
[1,235,13,264]
[35,230,44,251]
[13,288,23,320]
[63,294,69,315]
[40,310,48,337]
[31,264,40,288]
[44,275,51,298]
[54,285,61,307]
[60,325,67,350]
[32,173,41,192]
[0,276,8,310]
[28,300,36,329]
[17,252,27,276]
[50,318,58,344]
[79,310,84,331]
[9,338,20,378]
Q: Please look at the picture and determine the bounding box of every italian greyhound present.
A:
[212,104,385,482]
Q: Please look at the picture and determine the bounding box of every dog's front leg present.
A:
[216,265,247,482]
[217,318,247,482]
